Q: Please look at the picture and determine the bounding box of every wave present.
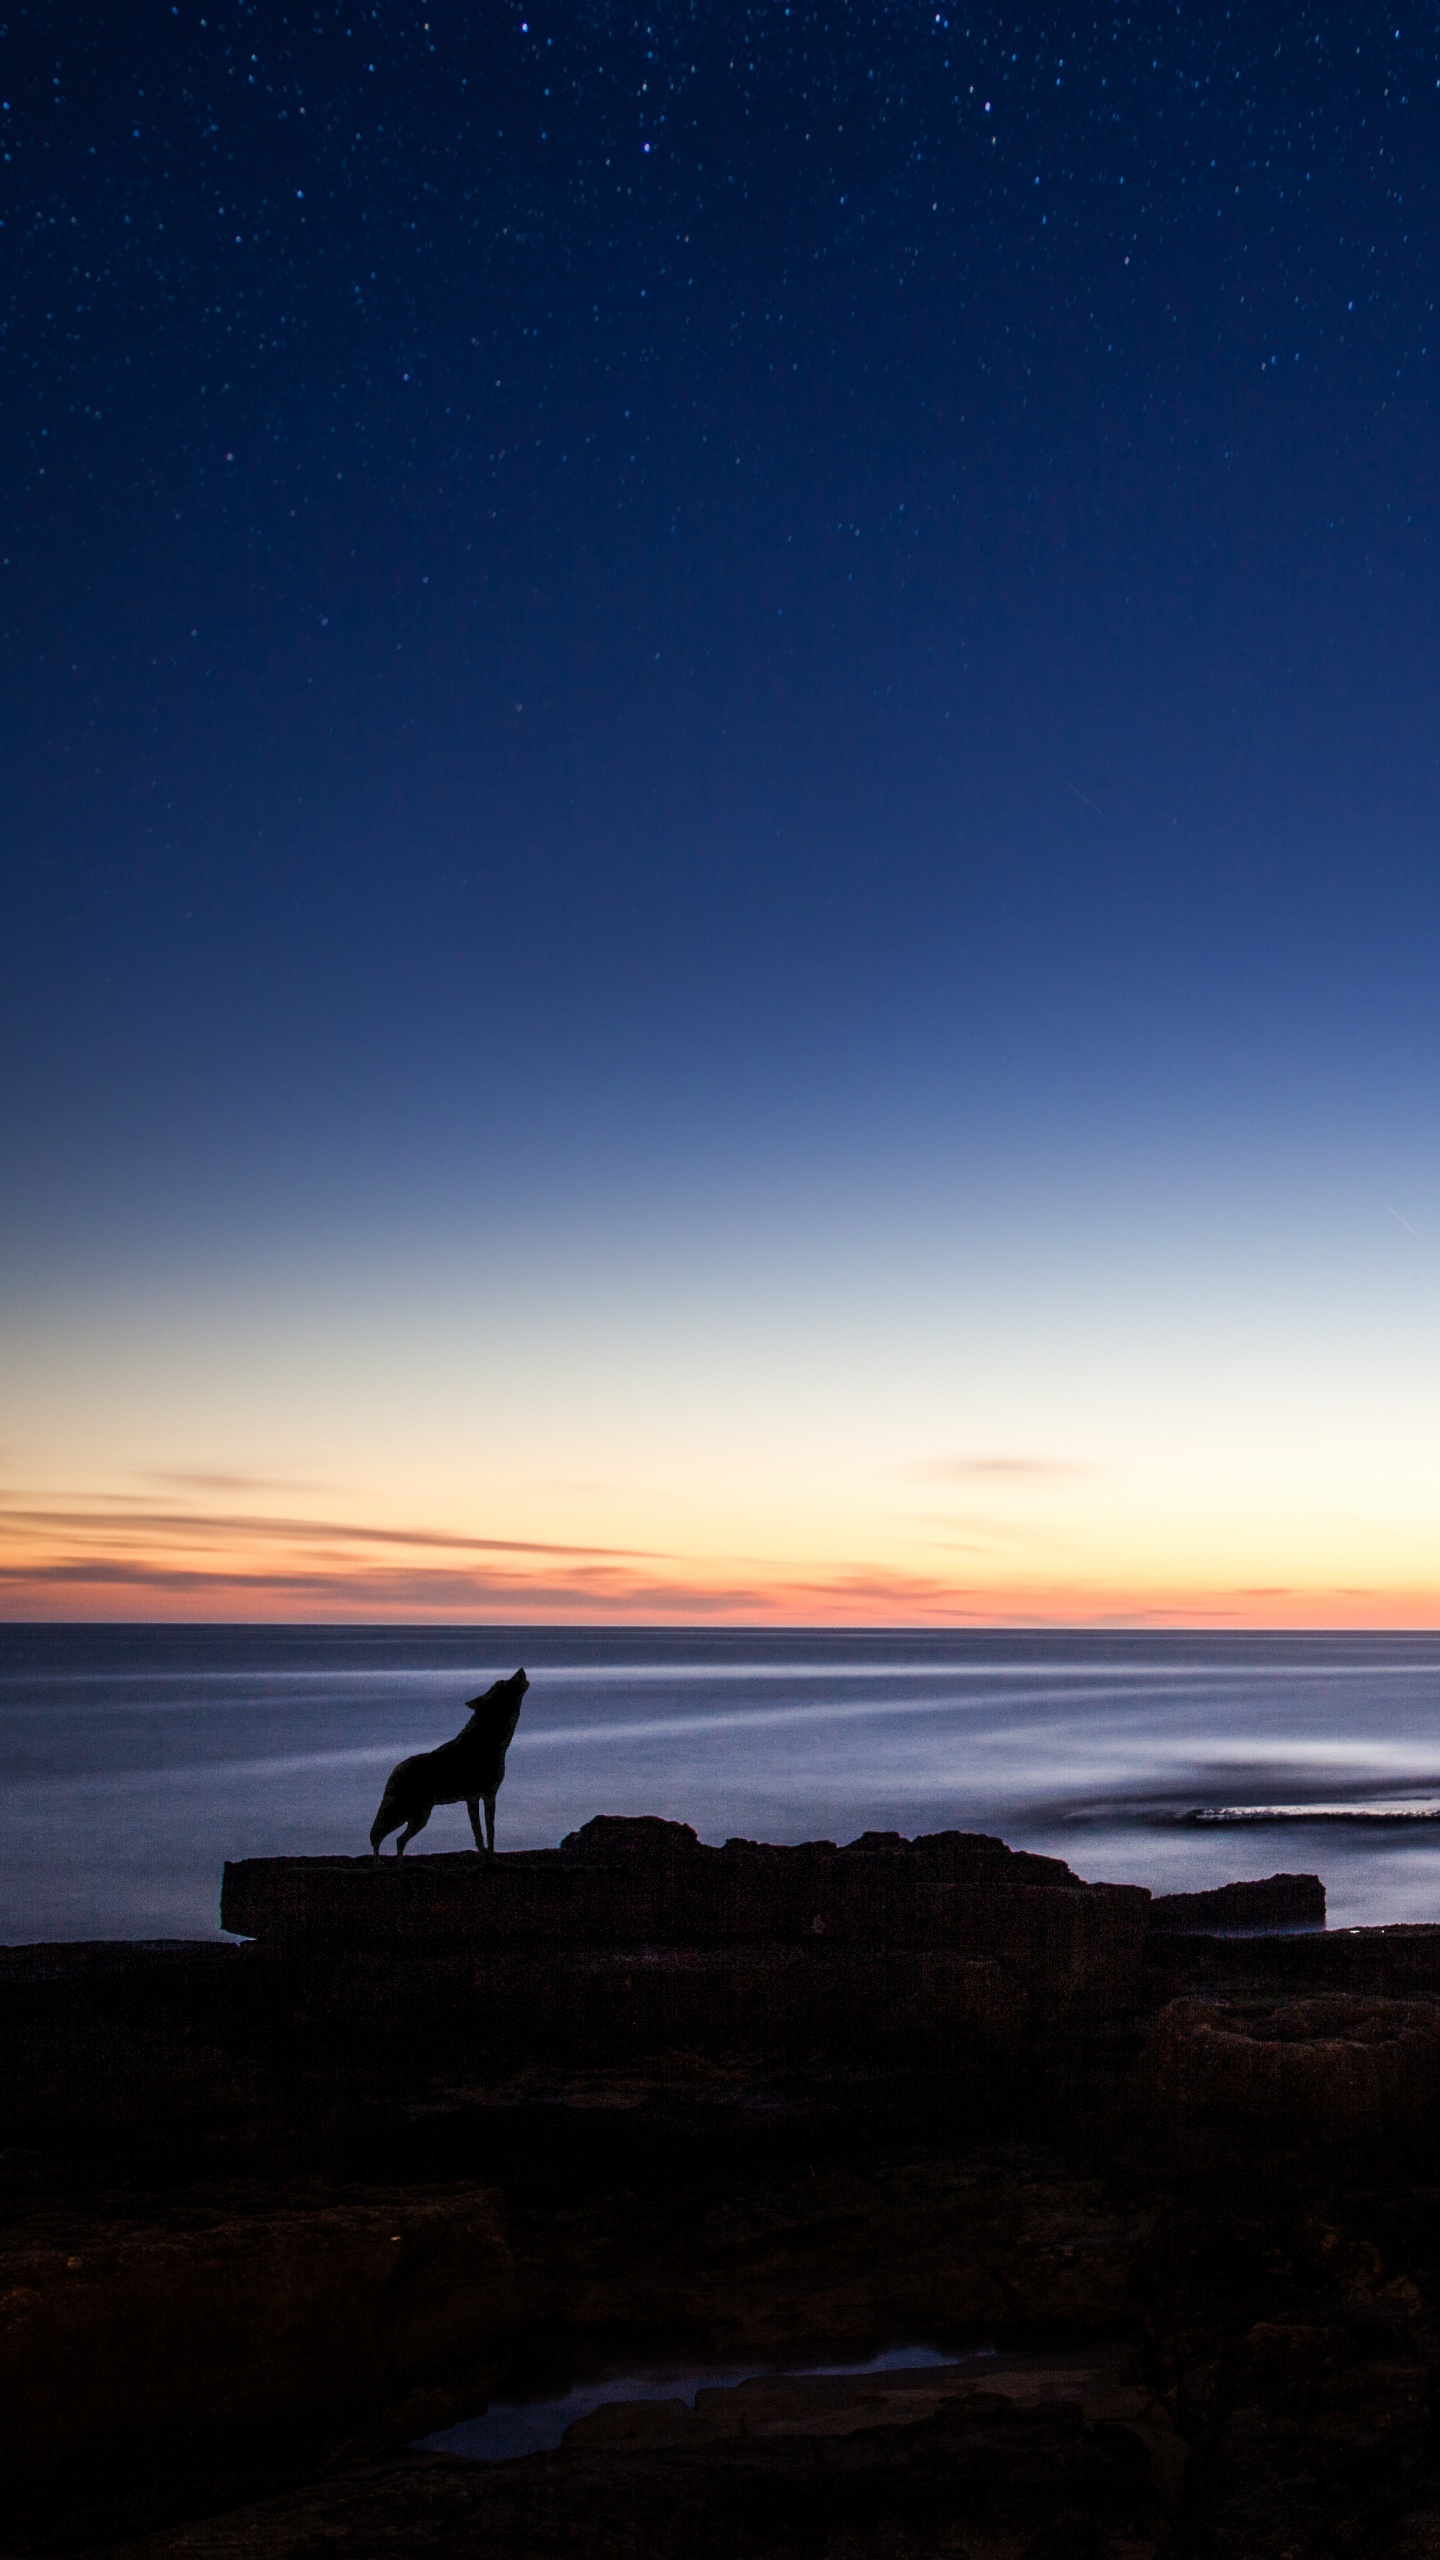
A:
[1182,1799,1440,1827]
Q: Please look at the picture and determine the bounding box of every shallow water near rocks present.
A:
[8,1625,1440,1939]
[416,2345,993,2462]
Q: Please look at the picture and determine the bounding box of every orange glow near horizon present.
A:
[6,1491,1440,1627]
[8,1152,1440,1633]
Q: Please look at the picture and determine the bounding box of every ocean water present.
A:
[6,1625,1440,1942]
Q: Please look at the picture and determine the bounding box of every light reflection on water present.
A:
[415,2345,983,2463]
[5,1625,1440,1939]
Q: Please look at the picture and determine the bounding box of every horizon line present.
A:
[7,1615,1440,1637]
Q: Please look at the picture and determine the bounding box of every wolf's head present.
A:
[465,1666,528,1742]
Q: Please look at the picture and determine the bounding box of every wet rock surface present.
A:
[6,1826,1440,2558]
[1142,1994,1440,2139]
[103,2394,1177,2560]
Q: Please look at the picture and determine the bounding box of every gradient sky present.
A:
[4,0,1440,1622]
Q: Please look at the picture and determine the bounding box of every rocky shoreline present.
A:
[6,1821,1440,2557]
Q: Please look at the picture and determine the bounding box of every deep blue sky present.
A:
[5,4,1440,1620]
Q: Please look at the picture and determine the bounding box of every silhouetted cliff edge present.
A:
[9,1823,1440,2560]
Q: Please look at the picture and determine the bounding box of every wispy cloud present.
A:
[0,1554,691,1610]
[4,1496,1437,1628]
[0,1501,658,1561]
[138,1469,337,1495]
[0,1553,1017,1624]
[910,1455,1094,1484]
[0,1490,1061,1622]
[898,1509,1078,1552]
[0,1494,698,1618]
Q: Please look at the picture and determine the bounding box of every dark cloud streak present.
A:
[0,1503,661,1561]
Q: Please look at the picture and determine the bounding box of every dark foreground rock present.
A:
[1148,1873,1327,1934]
[219,1832,1151,2024]
[216,1827,1153,2078]
[1142,1993,1440,2139]
[101,2359,1182,2560]
[0,2192,517,2543]
[10,1822,1440,2560]
[105,2392,1175,2560]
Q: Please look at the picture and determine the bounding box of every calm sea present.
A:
[6,1625,1440,1942]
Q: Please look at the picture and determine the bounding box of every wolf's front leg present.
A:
[483,1792,497,1855]
[466,1797,486,1853]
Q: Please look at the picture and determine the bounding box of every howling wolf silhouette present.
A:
[369,1668,528,1858]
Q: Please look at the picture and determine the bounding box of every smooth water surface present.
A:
[6,1625,1440,1940]
[415,2344,973,2457]
[417,2345,984,2461]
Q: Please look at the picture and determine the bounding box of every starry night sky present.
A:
[5,3,1440,1619]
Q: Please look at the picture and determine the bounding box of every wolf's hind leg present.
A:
[396,1803,432,1855]
[466,1798,486,1853]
